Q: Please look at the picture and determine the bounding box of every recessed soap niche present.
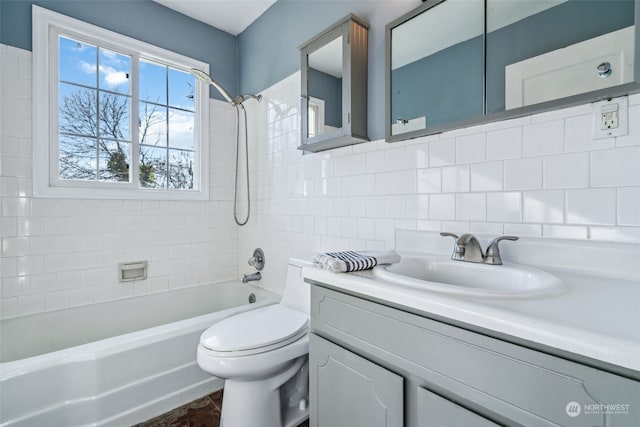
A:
[118,261,148,282]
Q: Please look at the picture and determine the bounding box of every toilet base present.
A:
[220,356,309,427]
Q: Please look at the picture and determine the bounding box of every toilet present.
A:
[197,259,310,427]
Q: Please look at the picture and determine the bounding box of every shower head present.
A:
[241,94,263,103]
[189,68,237,106]
[190,68,263,107]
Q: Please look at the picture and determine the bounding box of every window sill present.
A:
[33,184,209,201]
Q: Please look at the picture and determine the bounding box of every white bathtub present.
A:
[0,281,279,427]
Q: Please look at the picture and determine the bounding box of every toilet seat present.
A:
[200,304,309,357]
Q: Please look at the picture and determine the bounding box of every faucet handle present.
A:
[485,236,519,265]
[247,248,265,271]
[439,232,459,240]
[440,232,463,260]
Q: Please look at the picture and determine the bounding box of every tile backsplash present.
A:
[238,72,639,295]
[1,45,239,318]
[2,43,639,317]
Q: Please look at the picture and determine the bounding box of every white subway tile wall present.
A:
[2,45,640,315]
[1,45,239,318]
[238,71,639,296]
[618,187,640,226]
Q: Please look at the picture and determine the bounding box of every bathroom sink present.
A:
[373,256,565,298]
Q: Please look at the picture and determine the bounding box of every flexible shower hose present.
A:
[233,104,250,226]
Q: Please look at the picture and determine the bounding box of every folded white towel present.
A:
[313,250,401,273]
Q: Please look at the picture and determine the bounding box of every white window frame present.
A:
[307,96,325,138]
[32,6,210,200]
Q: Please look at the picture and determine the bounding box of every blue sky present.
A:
[58,35,196,151]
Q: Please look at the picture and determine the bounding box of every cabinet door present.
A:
[417,387,501,427]
[310,333,403,427]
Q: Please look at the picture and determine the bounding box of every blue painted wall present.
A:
[238,0,419,141]
[0,0,238,102]
[391,37,484,128]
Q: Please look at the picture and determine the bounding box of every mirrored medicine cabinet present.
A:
[386,0,640,142]
[299,14,369,153]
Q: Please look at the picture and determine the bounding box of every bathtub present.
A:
[0,281,279,427]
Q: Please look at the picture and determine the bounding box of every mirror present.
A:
[486,0,636,113]
[307,35,343,138]
[389,0,484,136]
[386,0,640,142]
[300,15,369,152]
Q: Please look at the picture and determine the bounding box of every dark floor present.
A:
[133,390,309,427]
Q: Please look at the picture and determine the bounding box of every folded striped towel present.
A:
[313,250,401,273]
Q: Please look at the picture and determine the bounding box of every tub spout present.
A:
[242,272,261,283]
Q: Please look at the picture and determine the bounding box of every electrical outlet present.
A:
[600,103,619,130]
[592,97,628,139]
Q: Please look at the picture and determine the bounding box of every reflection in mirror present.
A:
[390,0,484,136]
[307,36,343,138]
[486,0,636,113]
[386,0,639,143]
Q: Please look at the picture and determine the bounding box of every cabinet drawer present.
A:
[311,284,640,427]
[417,387,500,427]
[310,333,403,427]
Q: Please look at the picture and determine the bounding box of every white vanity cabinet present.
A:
[308,283,640,427]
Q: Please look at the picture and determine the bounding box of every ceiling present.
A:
[309,36,343,78]
[153,0,277,36]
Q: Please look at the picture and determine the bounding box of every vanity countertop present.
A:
[303,232,640,374]
[303,264,640,373]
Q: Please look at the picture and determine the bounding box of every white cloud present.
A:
[100,64,129,87]
[77,60,129,89]
[168,110,194,150]
[79,60,95,75]
[100,49,126,66]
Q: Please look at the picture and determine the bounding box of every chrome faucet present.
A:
[242,248,265,283]
[443,233,485,263]
[242,272,261,283]
[440,233,518,265]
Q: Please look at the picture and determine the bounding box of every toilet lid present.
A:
[200,305,309,353]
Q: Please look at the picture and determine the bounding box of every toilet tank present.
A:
[279,258,312,315]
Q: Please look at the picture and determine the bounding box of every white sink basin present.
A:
[373,256,565,298]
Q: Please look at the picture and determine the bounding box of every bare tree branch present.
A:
[59,85,194,189]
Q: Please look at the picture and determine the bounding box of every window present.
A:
[307,96,325,138]
[33,6,209,199]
